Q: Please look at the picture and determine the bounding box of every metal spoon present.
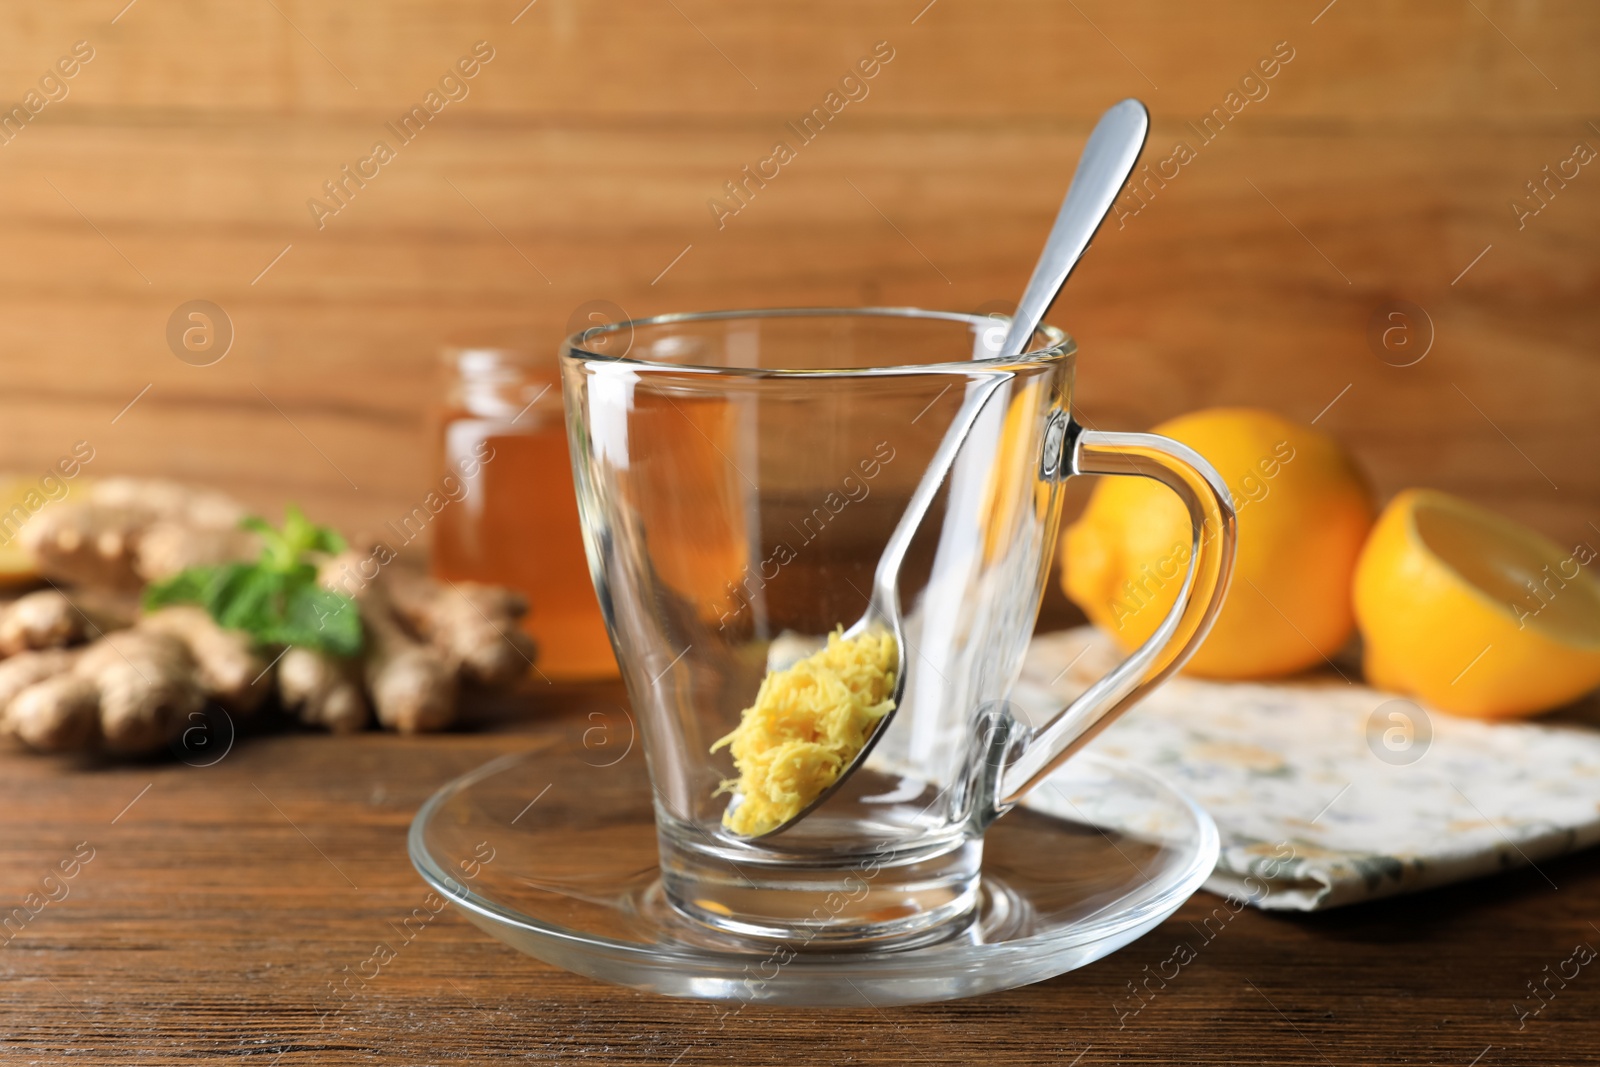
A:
[997,97,1150,357]
[728,98,1150,840]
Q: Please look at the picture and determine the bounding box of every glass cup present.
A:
[561,308,1234,947]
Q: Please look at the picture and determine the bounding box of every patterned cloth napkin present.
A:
[1010,628,1600,911]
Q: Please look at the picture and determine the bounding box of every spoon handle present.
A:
[998,99,1149,357]
[869,373,1010,617]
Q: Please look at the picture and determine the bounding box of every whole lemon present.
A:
[1354,489,1600,718]
[1061,408,1374,679]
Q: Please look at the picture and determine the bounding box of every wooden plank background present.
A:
[0,0,1594,547]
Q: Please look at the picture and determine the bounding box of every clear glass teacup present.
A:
[561,308,1234,948]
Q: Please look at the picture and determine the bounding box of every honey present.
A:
[432,349,617,681]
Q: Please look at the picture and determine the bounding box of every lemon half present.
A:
[1354,489,1600,718]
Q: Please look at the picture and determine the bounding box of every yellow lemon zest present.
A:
[712,628,897,836]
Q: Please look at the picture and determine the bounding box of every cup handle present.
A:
[994,420,1237,809]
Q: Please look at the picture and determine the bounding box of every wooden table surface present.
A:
[4,680,1598,1066]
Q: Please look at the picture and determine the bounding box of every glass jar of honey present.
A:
[432,348,617,681]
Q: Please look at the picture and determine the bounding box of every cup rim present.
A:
[561,306,1075,378]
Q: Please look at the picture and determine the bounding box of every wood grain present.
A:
[2,688,1598,1065]
[0,1,1593,546]
[1,4,1597,1061]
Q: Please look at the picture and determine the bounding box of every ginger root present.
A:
[0,649,79,726]
[360,580,458,734]
[0,590,84,655]
[0,478,543,755]
[318,553,460,734]
[135,520,259,583]
[278,647,369,733]
[21,478,255,589]
[10,672,98,752]
[78,629,204,754]
[386,572,536,687]
[141,606,270,715]
[18,504,148,590]
[0,629,204,755]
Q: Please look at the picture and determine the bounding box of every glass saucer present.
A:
[408,736,1218,1007]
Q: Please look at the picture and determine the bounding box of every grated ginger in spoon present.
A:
[712,628,897,837]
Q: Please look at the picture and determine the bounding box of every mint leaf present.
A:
[277,505,347,559]
[141,507,363,657]
[278,583,362,657]
[144,563,256,618]
[144,565,225,611]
